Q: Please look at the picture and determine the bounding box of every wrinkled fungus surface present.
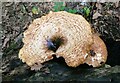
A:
[19,11,108,70]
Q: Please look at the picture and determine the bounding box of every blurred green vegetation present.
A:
[53,2,91,19]
[32,6,40,14]
[53,2,77,14]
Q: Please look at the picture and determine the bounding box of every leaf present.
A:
[32,6,39,14]
[31,63,43,71]
[115,1,119,8]
[96,3,102,11]
[68,9,77,14]
[107,10,113,15]
[92,11,102,19]
[72,9,77,13]
[68,9,73,13]
[53,2,65,12]
[80,2,87,6]
[21,5,27,13]
[60,6,65,11]
[2,37,10,49]
[53,5,59,12]
[54,2,63,7]
[85,8,90,16]
[83,7,90,16]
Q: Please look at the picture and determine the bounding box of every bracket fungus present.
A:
[19,11,108,70]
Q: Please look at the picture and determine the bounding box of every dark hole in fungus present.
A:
[100,61,104,64]
[35,63,38,65]
[90,50,96,56]
[47,36,66,52]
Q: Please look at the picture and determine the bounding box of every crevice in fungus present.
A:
[100,61,104,65]
[89,50,96,56]
[47,35,67,52]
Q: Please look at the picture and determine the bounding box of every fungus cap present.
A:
[19,11,107,70]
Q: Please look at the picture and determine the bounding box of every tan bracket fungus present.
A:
[19,11,108,70]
